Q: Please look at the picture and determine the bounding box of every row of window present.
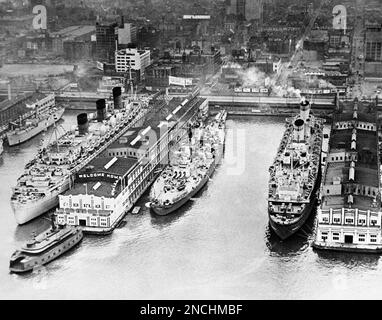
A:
[24,236,81,269]
[336,122,375,130]
[321,232,378,243]
[321,216,379,226]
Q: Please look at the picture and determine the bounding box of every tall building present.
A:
[365,23,382,78]
[95,22,118,62]
[227,0,237,15]
[115,48,151,80]
[366,24,382,62]
[118,23,137,48]
[245,0,263,22]
[227,0,263,22]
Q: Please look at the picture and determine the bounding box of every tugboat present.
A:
[268,98,324,240]
[150,110,227,215]
[9,216,83,273]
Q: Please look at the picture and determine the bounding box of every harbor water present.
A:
[1,110,382,299]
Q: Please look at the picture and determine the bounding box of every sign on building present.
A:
[169,76,193,87]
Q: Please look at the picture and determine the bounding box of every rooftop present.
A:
[66,157,137,198]
[108,97,206,152]
[51,25,95,39]
[77,156,137,177]
[0,92,48,112]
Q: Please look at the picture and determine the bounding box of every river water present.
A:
[0,110,381,300]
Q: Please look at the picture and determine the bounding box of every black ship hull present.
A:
[268,165,321,240]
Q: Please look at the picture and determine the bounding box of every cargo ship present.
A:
[268,98,324,240]
[9,216,83,273]
[150,110,227,216]
[11,90,152,225]
[313,98,382,253]
[7,93,65,146]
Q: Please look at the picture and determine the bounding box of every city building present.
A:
[95,21,118,63]
[115,48,151,80]
[365,23,382,78]
[228,0,264,22]
[145,65,178,88]
[50,25,95,55]
[118,22,137,48]
[253,56,281,74]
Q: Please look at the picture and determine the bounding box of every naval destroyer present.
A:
[150,110,227,215]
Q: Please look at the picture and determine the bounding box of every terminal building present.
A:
[313,100,382,252]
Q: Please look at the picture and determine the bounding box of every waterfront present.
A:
[1,111,382,299]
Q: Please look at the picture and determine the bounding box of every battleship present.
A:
[150,110,227,216]
[313,99,382,253]
[7,94,64,146]
[9,216,83,273]
[268,98,324,240]
[11,90,153,225]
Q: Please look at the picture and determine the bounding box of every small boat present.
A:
[9,216,83,273]
[131,206,141,215]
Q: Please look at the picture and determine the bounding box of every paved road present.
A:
[349,0,366,99]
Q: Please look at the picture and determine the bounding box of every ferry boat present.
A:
[268,98,324,240]
[7,94,65,146]
[9,216,83,273]
[11,94,152,225]
[312,99,382,253]
[149,110,227,216]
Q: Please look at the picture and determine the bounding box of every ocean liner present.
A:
[268,98,324,239]
[9,216,83,273]
[150,110,227,215]
[7,93,64,146]
[313,99,382,253]
[11,93,152,225]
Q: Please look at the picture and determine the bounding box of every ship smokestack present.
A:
[293,118,305,142]
[77,113,89,135]
[300,97,310,121]
[113,87,122,109]
[96,99,106,122]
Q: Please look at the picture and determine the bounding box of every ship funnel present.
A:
[113,87,122,109]
[96,99,106,122]
[293,118,305,142]
[77,113,89,135]
[300,98,310,121]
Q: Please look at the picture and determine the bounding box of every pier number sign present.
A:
[332,5,347,31]
[32,5,47,30]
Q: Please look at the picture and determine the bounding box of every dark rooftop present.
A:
[78,156,137,177]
